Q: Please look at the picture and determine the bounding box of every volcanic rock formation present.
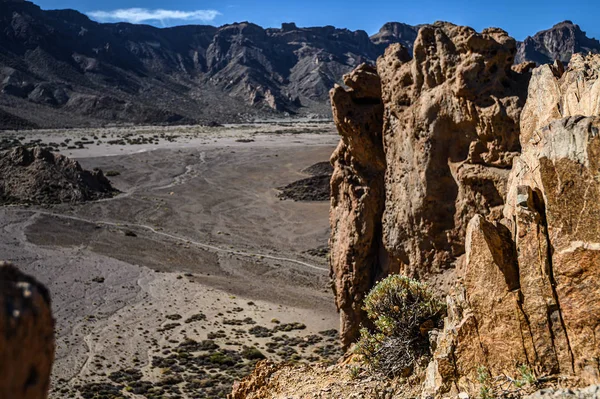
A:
[231,29,600,399]
[329,22,532,345]
[0,146,118,204]
[0,261,54,399]
[329,63,393,347]
[424,56,600,394]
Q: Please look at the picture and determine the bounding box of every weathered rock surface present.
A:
[520,54,600,146]
[0,146,118,204]
[329,22,534,347]
[378,23,526,276]
[0,261,54,399]
[329,63,393,347]
[425,57,600,396]
[378,23,530,276]
[328,22,600,398]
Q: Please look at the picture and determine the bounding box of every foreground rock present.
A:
[329,63,392,347]
[0,261,54,399]
[424,57,600,396]
[0,146,118,205]
[329,22,532,345]
[378,23,530,276]
[325,23,600,399]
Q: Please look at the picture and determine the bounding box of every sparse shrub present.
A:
[105,170,121,177]
[477,366,493,399]
[241,346,266,360]
[349,365,361,380]
[517,364,536,386]
[355,275,446,377]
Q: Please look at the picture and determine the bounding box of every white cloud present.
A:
[88,8,221,25]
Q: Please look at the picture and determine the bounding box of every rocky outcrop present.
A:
[329,22,533,346]
[329,19,600,397]
[424,55,600,397]
[378,23,530,276]
[329,63,393,347]
[520,54,600,145]
[233,31,600,399]
[0,261,54,399]
[516,21,600,65]
[0,146,118,204]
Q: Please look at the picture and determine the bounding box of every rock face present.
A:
[329,63,393,347]
[329,20,600,395]
[329,23,532,344]
[0,261,54,399]
[0,146,118,204]
[516,21,600,65]
[423,55,600,396]
[520,54,600,145]
[378,23,529,276]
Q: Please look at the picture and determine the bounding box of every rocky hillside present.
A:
[0,0,415,129]
[231,23,600,399]
[516,21,600,64]
[0,146,118,204]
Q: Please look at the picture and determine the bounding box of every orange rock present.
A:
[0,262,54,399]
[329,63,393,347]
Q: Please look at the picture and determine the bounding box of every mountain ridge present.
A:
[1,1,599,129]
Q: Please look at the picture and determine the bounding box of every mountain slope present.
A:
[2,0,599,129]
[516,20,600,64]
[0,0,417,128]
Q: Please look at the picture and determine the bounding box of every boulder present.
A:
[0,262,54,399]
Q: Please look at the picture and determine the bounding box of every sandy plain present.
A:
[0,122,341,398]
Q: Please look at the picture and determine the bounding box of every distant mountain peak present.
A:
[516,20,600,64]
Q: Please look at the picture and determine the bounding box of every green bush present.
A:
[241,346,266,360]
[355,275,446,377]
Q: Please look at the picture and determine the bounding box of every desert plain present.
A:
[0,122,342,398]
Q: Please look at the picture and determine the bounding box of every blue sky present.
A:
[33,0,600,41]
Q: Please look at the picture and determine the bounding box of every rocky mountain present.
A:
[0,0,415,129]
[516,20,600,64]
[1,0,598,130]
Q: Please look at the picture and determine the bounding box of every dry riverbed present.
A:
[0,122,341,398]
